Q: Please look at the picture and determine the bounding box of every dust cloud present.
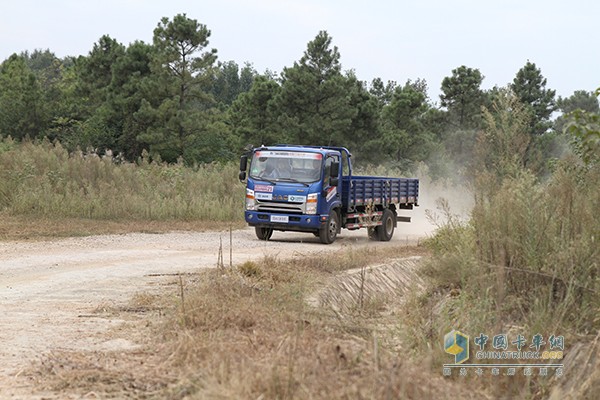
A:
[399,173,474,239]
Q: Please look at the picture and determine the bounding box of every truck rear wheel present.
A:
[319,211,339,244]
[375,209,395,241]
[255,227,273,241]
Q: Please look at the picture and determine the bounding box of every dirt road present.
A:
[0,227,425,397]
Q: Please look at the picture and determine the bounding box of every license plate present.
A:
[270,215,289,223]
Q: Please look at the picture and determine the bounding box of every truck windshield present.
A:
[249,151,323,183]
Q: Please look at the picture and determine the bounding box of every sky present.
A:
[1,0,598,103]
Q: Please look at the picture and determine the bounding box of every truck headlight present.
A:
[306,193,318,214]
[246,188,255,210]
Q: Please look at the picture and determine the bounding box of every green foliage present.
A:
[554,89,599,144]
[378,82,435,169]
[511,61,557,136]
[369,77,397,108]
[440,65,485,130]
[211,61,256,108]
[430,66,489,179]
[109,40,155,159]
[276,31,360,146]
[0,135,15,153]
[475,89,531,183]
[76,35,126,106]
[255,31,383,161]
[557,89,600,114]
[152,13,217,79]
[0,54,46,139]
[560,88,600,165]
[344,74,380,161]
[140,14,219,164]
[228,75,284,148]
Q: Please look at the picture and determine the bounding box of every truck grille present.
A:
[256,200,304,214]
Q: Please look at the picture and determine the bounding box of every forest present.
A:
[1,13,598,178]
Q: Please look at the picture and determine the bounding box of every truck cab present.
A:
[240,145,344,244]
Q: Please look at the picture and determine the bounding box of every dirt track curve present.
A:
[0,227,424,397]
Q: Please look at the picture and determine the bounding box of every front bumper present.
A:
[245,211,326,231]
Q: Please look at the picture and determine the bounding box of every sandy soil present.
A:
[0,226,426,397]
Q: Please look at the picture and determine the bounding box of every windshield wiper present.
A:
[251,175,277,185]
[276,177,309,187]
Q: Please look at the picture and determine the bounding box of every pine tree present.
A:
[276,31,356,146]
[511,61,556,136]
[137,14,219,163]
[228,75,283,148]
[0,54,45,139]
[440,65,485,130]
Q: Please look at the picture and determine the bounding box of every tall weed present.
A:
[0,138,244,222]
[409,92,600,398]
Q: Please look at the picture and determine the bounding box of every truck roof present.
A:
[258,144,351,157]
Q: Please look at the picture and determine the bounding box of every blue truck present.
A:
[238,145,419,244]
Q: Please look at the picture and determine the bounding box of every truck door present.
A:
[323,154,341,210]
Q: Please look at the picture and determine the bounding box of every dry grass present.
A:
[34,350,175,398]
[400,93,600,399]
[549,331,600,399]
[0,138,245,225]
[26,243,488,399]
[0,138,247,241]
[0,211,246,241]
[151,245,484,399]
[402,165,600,398]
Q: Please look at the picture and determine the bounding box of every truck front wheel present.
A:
[255,227,273,241]
[319,211,339,244]
[375,209,395,241]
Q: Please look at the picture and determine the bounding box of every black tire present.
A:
[255,226,273,241]
[375,209,395,242]
[319,211,339,244]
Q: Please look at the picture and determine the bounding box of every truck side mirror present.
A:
[330,161,340,186]
[330,161,340,176]
[239,155,248,182]
[239,155,248,172]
